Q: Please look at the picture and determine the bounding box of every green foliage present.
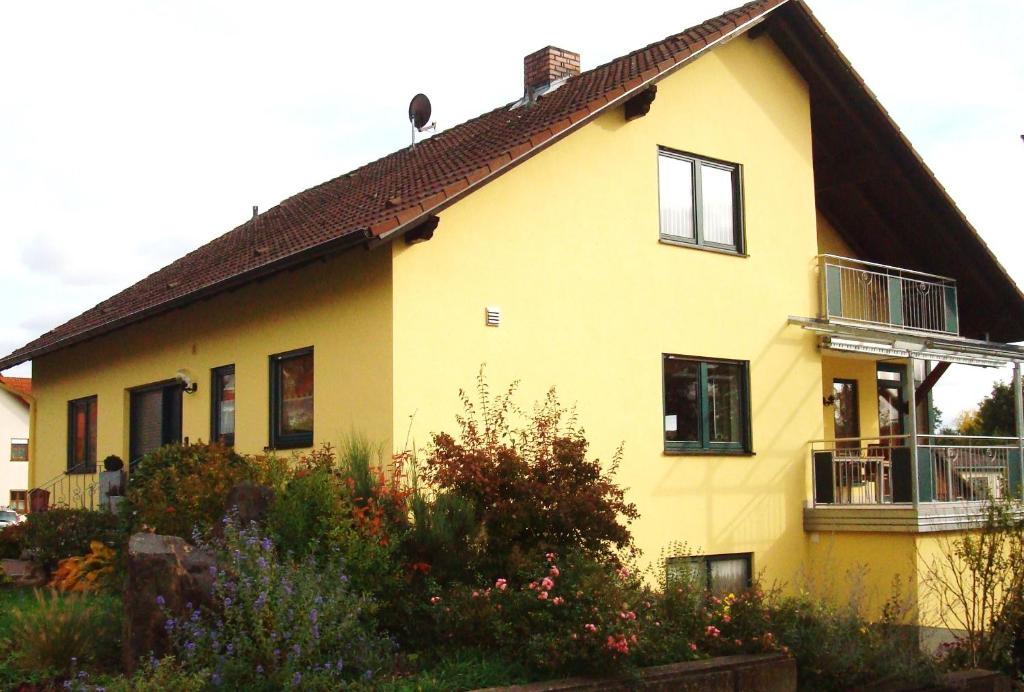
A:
[8,589,121,676]
[164,516,393,689]
[769,588,937,691]
[422,372,638,579]
[405,491,480,582]
[19,508,123,571]
[379,649,530,691]
[0,522,25,559]
[923,498,1024,677]
[122,442,254,536]
[268,466,349,559]
[957,380,1018,436]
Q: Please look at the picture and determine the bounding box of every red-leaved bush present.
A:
[422,371,638,576]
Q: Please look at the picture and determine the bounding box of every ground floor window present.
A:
[663,354,751,453]
[667,552,752,594]
[10,437,28,461]
[270,347,314,449]
[9,490,27,513]
[211,364,236,446]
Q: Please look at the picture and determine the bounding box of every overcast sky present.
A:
[1,0,1021,424]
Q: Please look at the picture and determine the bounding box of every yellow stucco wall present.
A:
[30,247,394,490]
[390,34,823,585]
[805,532,920,620]
[821,354,883,442]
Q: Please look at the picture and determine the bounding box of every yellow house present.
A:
[4,0,1023,638]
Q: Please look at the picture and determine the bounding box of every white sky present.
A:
[1,0,1021,426]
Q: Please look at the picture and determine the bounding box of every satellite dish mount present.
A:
[408,93,435,148]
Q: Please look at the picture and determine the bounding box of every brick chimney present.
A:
[524,46,580,95]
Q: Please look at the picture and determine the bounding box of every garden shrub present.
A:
[0,522,25,559]
[123,442,254,536]
[768,589,937,691]
[9,590,121,675]
[268,466,349,559]
[163,515,392,689]
[422,373,638,578]
[19,508,123,571]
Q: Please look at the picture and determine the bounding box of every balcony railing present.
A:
[819,255,959,335]
[811,435,1022,506]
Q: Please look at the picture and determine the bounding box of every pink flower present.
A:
[552,596,565,605]
[471,591,479,598]
[549,565,560,577]
[546,552,556,562]
[541,577,555,590]
[722,614,731,623]
[584,623,598,633]
[429,596,441,605]
[538,591,549,600]
[706,625,721,637]
[630,634,638,644]
[689,642,698,652]
[495,578,507,591]
[528,581,538,590]
[734,639,742,646]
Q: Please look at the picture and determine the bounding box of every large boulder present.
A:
[218,481,275,532]
[122,533,215,672]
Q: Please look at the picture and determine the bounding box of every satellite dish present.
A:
[408,93,432,131]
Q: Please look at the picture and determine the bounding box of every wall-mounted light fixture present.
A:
[822,394,837,407]
[175,368,198,394]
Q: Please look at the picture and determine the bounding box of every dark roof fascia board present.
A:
[0,229,373,370]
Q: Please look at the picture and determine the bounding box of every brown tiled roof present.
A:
[0,0,788,370]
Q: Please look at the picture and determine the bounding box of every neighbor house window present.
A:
[9,490,27,514]
[667,553,752,594]
[663,355,750,453]
[10,438,28,462]
[658,148,743,252]
[270,348,313,449]
[67,396,98,473]
[211,365,236,446]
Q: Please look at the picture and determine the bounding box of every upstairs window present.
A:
[658,148,743,253]
[211,365,236,446]
[270,348,313,449]
[10,438,28,462]
[67,396,97,473]
[663,355,751,454]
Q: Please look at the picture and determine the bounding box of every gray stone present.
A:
[0,558,46,587]
[122,533,216,672]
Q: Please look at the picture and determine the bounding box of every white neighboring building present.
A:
[0,377,30,513]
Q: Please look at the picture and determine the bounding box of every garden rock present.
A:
[218,481,275,532]
[122,533,215,672]
[0,558,45,587]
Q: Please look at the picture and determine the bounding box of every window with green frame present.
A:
[657,147,744,253]
[662,355,751,453]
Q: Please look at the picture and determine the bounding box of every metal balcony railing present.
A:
[819,255,959,335]
[811,435,1021,506]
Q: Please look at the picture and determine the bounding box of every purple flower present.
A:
[261,537,273,551]
[223,597,232,608]
[226,643,234,655]
[292,643,301,656]
[257,557,268,570]
[337,657,344,670]
[292,672,302,686]
[212,672,222,685]
[309,609,318,625]
[164,618,176,632]
[155,595,166,607]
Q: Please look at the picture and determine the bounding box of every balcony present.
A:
[806,435,1024,533]
[819,255,959,335]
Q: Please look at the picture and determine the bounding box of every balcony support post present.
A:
[905,358,920,507]
[1015,362,1024,499]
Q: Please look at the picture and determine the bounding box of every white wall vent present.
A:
[485,306,501,327]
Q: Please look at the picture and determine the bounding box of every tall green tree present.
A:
[959,381,1019,436]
